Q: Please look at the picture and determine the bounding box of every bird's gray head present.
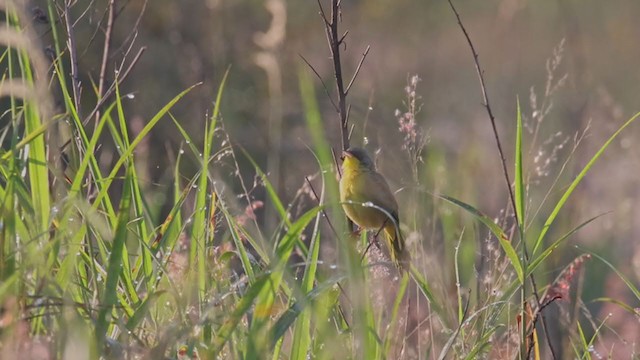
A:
[343,147,375,169]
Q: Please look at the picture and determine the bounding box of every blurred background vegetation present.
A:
[11,0,640,357]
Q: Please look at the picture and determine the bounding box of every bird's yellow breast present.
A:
[339,166,388,230]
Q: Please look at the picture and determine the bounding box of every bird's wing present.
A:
[361,170,399,223]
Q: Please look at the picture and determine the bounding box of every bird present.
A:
[339,147,408,269]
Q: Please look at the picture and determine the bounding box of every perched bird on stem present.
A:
[339,147,408,269]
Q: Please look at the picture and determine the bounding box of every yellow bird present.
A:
[339,147,408,268]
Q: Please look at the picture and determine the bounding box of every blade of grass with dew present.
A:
[290,151,325,360]
[246,206,322,357]
[95,166,133,351]
[383,271,409,358]
[438,194,523,284]
[190,69,229,311]
[169,113,206,160]
[113,81,153,291]
[51,59,117,222]
[289,230,321,360]
[533,111,640,254]
[92,89,140,304]
[91,84,201,215]
[585,306,615,353]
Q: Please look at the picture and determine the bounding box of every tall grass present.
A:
[1,1,639,359]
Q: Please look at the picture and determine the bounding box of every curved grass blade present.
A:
[91,83,201,213]
[95,167,133,350]
[583,248,640,301]
[190,68,230,305]
[533,111,640,254]
[245,206,322,357]
[270,275,345,347]
[438,194,523,283]
[289,230,321,360]
[528,213,607,276]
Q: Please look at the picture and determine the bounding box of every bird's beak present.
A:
[340,150,352,161]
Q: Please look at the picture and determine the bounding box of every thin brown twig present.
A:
[95,0,116,128]
[360,218,386,264]
[345,45,370,95]
[525,293,561,359]
[81,0,107,56]
[446,1,556,358]
[316,0,329,26]
[305,176,340,240]
[79,46,145,126]
[110,0,148,59]
[446,0,517,224]
[63,1,82,117]
[298,54,338,112]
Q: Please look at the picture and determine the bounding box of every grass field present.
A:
[1,1,640,359]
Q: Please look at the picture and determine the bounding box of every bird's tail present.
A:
[383,222,409,270]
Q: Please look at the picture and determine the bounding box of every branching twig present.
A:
[317,0,349,151]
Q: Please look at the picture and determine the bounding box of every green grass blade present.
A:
[212,274,271,354]
[240,147,289,228]
[528,213,607,276]
[533,111,640,254]
[290,229,321,359]
[585,249,640,301]
[190,69,229,306]
[95,167,133,350]
[383,271,409,358]
[438,194,523,283]
[92,84,201,213]
[246,206,322,357]
[514,97,525,229]
[23,90,49,237]
[219,200,256,281]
